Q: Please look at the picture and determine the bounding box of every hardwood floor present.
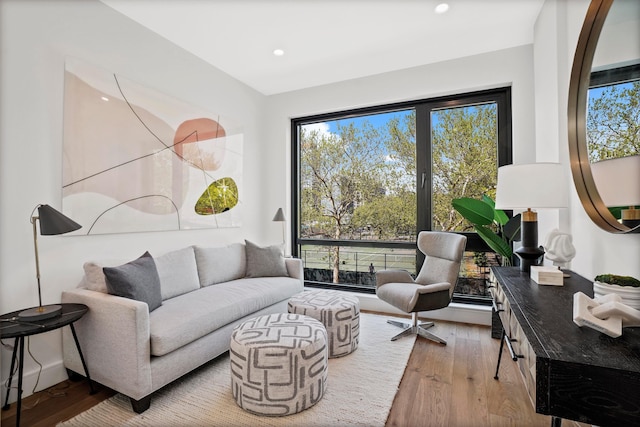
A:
[0,378,114,427]
[387,320,560,427]
[2,318,586,427]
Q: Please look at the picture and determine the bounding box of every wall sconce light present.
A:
[19,204,81,321]
[495,163,568,272]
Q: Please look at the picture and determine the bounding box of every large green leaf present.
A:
[481,194,508,225]
[608,206,624,220]
[452,198,494,226]
[481,194,495,207]
[503,213,522,242]
[474,225,513,259]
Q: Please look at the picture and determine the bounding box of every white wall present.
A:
[534,0,640,281]
[0,0,272,401]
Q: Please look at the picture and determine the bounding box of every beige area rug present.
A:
[59,313,416,427]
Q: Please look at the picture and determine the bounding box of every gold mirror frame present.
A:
[568,0,639,234]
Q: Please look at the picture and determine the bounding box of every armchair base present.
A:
[387,313,447,345]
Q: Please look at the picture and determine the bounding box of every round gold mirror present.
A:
[568,0,640,233]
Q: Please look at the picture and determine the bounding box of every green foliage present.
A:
[194,177,238,215]
[350,192,416,239]
[431,104,500,231]
[385,113,416,188]
[473,252,488,267]
[452,196,521,264]
[587,81,640,162]
[594,274,640,288]
[300,121,391,281]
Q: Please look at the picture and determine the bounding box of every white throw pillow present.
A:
[78,259,127,293]
[194,243,246,287]
[154,246,201,300]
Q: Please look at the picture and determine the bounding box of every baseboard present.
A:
[321,289,492,326]
[0,357,68,405]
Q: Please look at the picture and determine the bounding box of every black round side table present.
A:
[0,303,96,427]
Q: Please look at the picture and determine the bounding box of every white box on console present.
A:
[530,266,563,286]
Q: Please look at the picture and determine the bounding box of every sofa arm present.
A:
[285,257,304,283]
[62,288,153,401]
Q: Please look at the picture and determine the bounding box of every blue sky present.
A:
[325,110,412,134]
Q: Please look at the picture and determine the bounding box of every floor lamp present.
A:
[495,163,568,272]
[19,204,82,321]
[272,208,286,245]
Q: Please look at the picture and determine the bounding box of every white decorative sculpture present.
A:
[573,292,640,338]
[544,229,576,275]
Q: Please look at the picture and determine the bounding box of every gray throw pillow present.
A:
[245,240,288,278]
[103,252,162,312]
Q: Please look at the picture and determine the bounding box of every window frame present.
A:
[291,87,512,300]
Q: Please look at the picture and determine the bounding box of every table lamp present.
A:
[272,208,286,244]
[495,163,568,272]
[19,204,82,321]
[590,155,640,229]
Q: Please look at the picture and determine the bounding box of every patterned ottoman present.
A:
[288,290,360,358]
[230,313,328,416]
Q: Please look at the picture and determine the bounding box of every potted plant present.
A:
[452,195,521,266]
[593,274,640,309]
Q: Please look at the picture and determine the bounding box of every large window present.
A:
[292,88,512,303]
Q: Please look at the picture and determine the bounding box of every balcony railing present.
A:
[299,245,495,301]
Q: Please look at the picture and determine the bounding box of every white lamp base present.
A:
[18,304,62,321]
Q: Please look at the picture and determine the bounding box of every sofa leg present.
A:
[130,396,151,414]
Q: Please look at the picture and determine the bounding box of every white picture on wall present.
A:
[62,58,243,235]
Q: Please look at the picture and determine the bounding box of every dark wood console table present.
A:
[490,267,640,427]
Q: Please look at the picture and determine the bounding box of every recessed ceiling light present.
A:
[434,3,449,14]
[273,49,285,57]
[101,96,109,102]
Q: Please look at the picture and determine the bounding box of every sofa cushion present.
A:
[245,240,288,278]
[194,243,246,287]
[154,246,200,300]
[148,276,303,356]
[103,252,163,312]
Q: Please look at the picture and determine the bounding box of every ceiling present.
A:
[100,0,546,95]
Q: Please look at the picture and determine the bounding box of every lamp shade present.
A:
[37,204,82,235]
[590,155,640,207]
[272,208,286,222]
[495,163,568,210]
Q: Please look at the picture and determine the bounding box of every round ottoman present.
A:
[230,313,328,416]
[288,290,360,358]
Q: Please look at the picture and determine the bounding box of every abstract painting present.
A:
[62,59,243,235]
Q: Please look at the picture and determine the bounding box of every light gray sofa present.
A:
[61,242,303,413]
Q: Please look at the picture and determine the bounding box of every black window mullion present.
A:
[415,104,431,235]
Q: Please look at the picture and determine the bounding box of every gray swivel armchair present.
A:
[376,231,467,344]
